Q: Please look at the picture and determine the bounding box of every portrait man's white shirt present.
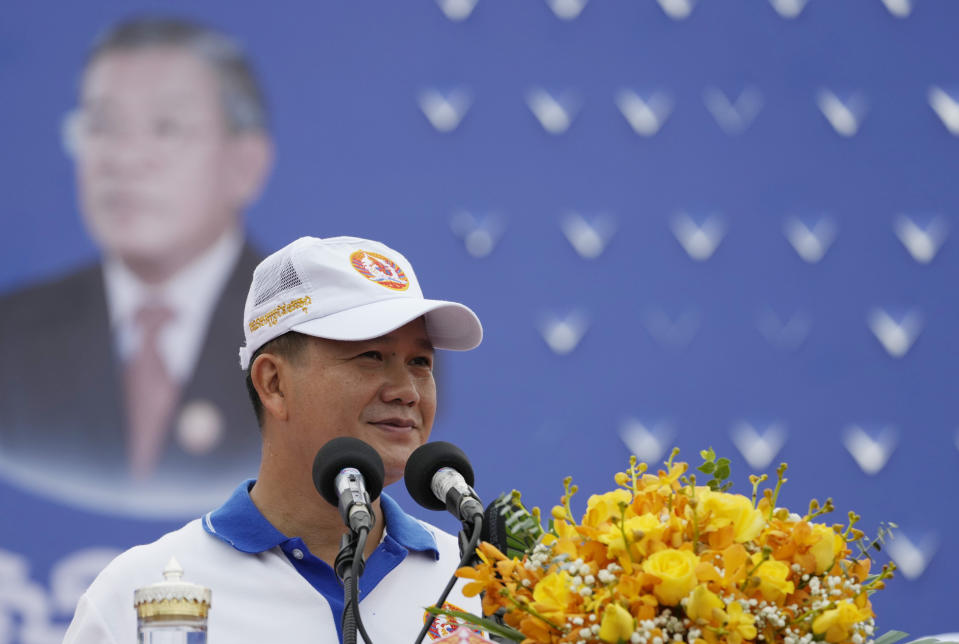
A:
[104,226,245,381]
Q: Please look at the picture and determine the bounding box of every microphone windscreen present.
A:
[312,437,385,507]
[404,441,475,511]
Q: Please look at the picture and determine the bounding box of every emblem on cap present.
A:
[350,250,410,291]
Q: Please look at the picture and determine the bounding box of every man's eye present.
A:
[84,114,115,137]
[359,351,382,360]
[411,356,433,368]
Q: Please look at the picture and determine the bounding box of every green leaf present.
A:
[715,464,730,479]
[424,606,525,641]
[698,462,716,474]
[872,631,910,644]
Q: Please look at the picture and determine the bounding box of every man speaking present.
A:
[64,236,484,642]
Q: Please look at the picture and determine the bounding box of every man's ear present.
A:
[250,352,289,423]
[224,131,274,209]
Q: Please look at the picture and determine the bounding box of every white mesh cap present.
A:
[238,236,483,369]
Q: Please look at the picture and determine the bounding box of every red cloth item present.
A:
[124,303,180,479]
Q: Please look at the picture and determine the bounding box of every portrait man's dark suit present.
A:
[0,17,273,512]
[0,245,262,483]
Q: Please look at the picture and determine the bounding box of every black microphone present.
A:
[404,441,483,523]
[313,437,385,533]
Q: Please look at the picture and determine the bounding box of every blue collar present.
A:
[203,479,438,559]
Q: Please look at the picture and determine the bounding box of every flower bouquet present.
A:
[437,448,918,644]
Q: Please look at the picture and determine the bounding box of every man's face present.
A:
[283,318,437,486]
[74,47,248,278]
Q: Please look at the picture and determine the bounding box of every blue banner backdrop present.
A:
[1,1,957,640]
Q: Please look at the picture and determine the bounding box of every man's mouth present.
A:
[369,418,416,433]
[98,191,150,219]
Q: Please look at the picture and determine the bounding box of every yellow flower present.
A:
[813,600,870,643]
[724,602,757,644]
[751,555,795,603]
[584,489,633,527]
[632,513,667,543]
[809,523,845,574]
[598,513,664,558]
[451,454,896,644]
[696,488,766,543]
[686,584,724,624]
[599,603,635,643]
[641,463,687,494]
[642,548,699,605]
[532,571,572,620]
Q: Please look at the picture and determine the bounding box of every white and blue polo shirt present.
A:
[65,480,480,643]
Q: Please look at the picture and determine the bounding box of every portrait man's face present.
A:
[74,46,265,280]
[280,318,438,486]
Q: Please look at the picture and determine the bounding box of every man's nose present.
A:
[96,134,158,176]
[379,363,421,407]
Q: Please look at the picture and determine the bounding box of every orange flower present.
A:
[850,558,872,583]
[456,563,496,598]
[696,545,765,613]
[476,541,508,563]
[517,614,558,643]
[451,453,892,644]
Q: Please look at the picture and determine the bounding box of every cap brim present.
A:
[290,297,482,351]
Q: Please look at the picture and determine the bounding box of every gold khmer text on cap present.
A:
[248,295,312,332]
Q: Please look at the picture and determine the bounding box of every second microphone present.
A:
[404,441,483,523]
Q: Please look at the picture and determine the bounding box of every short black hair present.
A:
[85,16,269,133]
[244,331,313,426]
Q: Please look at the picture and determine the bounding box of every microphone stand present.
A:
[335,527,373,644]
[414,514,483,644]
